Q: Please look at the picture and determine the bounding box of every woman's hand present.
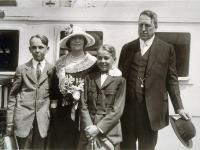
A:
[72,90,81,100]
[50,100,58,109]
[84,125,100,140]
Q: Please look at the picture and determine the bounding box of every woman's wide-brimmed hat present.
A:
[169,116,196,149]
[60,25,95,49]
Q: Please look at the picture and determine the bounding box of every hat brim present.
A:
[169,116,193,148]
[60,32,95,49]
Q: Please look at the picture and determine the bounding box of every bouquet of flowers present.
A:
[59,74,84,120]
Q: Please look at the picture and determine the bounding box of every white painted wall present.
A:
[0,3,200,116]
[1,1,200,149]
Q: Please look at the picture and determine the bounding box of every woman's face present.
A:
[69,35,85,52]
[97,49,115,73]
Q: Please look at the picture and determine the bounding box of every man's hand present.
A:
[84,125,100,141]
[177,109,191,120]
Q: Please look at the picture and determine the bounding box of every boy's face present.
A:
[29,37,49,62]
[97,49,115,73]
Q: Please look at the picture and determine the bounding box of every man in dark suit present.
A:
[6,34,55,149]
[118,10,191,150]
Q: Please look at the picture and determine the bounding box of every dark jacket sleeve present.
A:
[49,66,60,101]
[166,44,183,112]
[80,76,93,130]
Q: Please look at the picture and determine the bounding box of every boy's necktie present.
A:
[36,62,41,81]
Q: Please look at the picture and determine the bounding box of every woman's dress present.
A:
[49,52,96,149]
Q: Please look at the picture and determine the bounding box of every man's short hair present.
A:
[29,34,49,46]
[140,10,158,29]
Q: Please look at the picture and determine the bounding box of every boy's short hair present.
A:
[29,34,49,46]
[98,44,116,60]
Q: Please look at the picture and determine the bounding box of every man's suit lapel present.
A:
[25,60,37,84]
[145,37,160,76]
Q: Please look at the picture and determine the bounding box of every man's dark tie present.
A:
[36,62,41,81]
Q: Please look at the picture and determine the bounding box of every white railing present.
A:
[0,79,12,109]
[0,85,8,108]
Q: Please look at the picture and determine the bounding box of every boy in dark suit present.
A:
[78,44,126,150]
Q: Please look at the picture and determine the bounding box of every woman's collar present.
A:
[64,52,97,73]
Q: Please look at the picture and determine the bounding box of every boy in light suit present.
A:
[6,34,54,149]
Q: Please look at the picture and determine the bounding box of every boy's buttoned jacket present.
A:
[80,71,126,144]
[7,60,54,138]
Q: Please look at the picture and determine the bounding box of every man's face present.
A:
[29,37,49,62]
[138,14,156,41]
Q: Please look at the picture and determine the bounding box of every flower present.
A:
[59,73,84,106]
[64,24,73,37]
[59,73,84,120]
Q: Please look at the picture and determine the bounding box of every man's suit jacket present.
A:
[80,72,126,144]
[7,60,54,138]
[118,36,183,131]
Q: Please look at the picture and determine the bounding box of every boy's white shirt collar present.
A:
[100,66,122,86]
[139,35,155,56]
[108,66,122,77]
[100,73,108,86]
[32,59,46,72]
